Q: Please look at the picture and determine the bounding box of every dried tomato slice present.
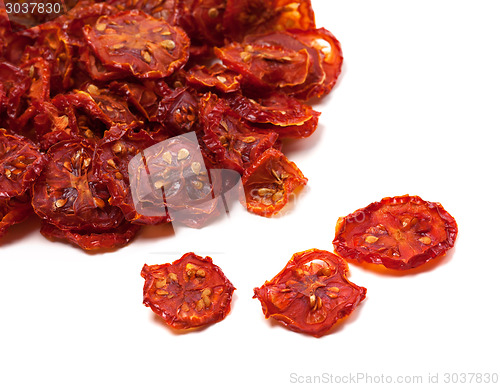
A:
[214,41,311,90]
[225,91,320,138]
[222,0,315,41]
[0,128,46,198]
[333,195,458,270]
[84,10,190,79]
[177,0,226,47]
[40,219,140,250]
[186,63,242,94]
[31,139,124,232]
[107,0,179,24]
[290,28,343,99]
[153,87,200,136]
[0,194,33,239]
[253,249,366,337]
[96,125,166,225]
[242,148,307,217]
[141,252,235,330]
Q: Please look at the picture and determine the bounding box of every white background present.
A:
[1,1,500,386]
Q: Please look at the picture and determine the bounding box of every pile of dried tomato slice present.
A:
[0,0,343,250]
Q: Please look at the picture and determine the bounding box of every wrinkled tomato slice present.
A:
[200,93,279,174]
[333,195,458,270]
[242,148,307,217]
[214,41,310,90]
[141,252,235,330]
[186,63,242,94]
[107,0,179,24]
[96,125,166,225]
[0,129,46,198]
[223,0,315,41]
[31,139,124,232]
[84,10,190,79]
[40,219,140,250]
[0,194,33,239]
[253,249,366,337]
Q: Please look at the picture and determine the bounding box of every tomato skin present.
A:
[0,194,33,239]
[333,195,458,270]
[253,249,366,337]
[142,252,235,330]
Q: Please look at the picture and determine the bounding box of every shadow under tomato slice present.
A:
[141,252,235,330]
[333,195,458,270]
[253,249,367,337]
[241,148,307,217]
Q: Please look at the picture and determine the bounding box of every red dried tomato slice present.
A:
[31,139,124,232]
[253,249,366,337]
[177,0,226,47]
[224,91,320,138]
[153,87,200,136]
[40,219,140,250]
[186,63,242,94]
[214,41,311,90]
[333,195,458,270]
[0,194,33,239]
[129,133,222,228]
[84,10,190,79]
[96,125,167,225]
[241,148,307,217]
[0,128,46,198]
[141,252,235,330]
[107,0,179,25]
[290,28,343,99]
[222,0,315,41]
[200,94,279,174]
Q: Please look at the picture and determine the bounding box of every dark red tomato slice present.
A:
[141,252,235,330]
[244,30,325,100]
[153,87,200,136]
[0,128,46,198]
[84,10,190,79]
[222,0,315,41]
[40,219,140,250]
[177,0,226,46]
[109,80,165,121]
[333,195,458,270]
[31,139,124,232]
[200,93,279,174]
[106,0,179,24]
[224,91,320,138]
[253,249,366,337]
[0,194,33,239]
[78,45,130,82]
[290,28,343,99]
[129,133,221,228]
[241,148,307,217]
[186,63,242,94]
[214,41,310,90]
[96,125,166,225]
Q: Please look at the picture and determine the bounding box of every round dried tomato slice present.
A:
[253,249,366,337]
[40,219,140,250]
[0,194,33,240]
[141,252,235,330]
[333,195,458,270]
[0,129,46,199]
[84,10,190,79]
[214,41,311,90]
[31,139,124,232]
[241,148,307,217]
